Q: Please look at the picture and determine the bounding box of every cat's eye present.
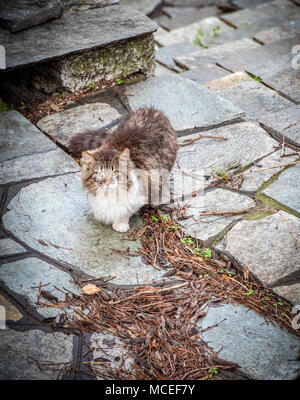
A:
[113,169,119,176]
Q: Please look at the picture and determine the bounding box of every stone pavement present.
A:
[0,0,300,380]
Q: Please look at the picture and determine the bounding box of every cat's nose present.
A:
[103,176,110,185]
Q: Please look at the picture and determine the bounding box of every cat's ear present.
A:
[118,148,130,163]
[81,151,97,165]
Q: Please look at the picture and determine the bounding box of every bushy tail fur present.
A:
[68,129,109,157]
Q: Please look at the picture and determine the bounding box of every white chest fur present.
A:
[86,172,146,226]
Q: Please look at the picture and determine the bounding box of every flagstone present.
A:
[154,17,233,47]
[198,303,300,380]
[2,174,167,285]
[216,212,300,288]
[37,103,122,148]
[0,238,26,257]
[123,75,244,131]
[259,105,300,148]
[0,328,73,379]
[176,188,255,241]
[0,258,81,319]
[263,163,300,213]
[221,0,300,28]
[0,111,55,163]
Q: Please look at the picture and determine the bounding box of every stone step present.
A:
[199,16,296,46]
[0,111,79,184]
[221,0,300,28]
[263,68,300,104]
[37,103,123,149]
[156,6,222,31]
[0,4,157,99]
[259,105,300,148]
[174,38,260,70]
[215,35,300,78]
[204,73,293,119]
[154,16,233,47]
[179,64,231,84]
[120,0,160,15]
[253,18,300,44]
[120,75,244,132]
[155,42,200,72]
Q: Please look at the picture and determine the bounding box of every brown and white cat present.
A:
[68,107,178,232]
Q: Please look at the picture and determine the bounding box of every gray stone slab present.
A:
[180,64,230,84]
[163,0,217,5]
[0,238,26,256]
[3,174,167,284]
[0,147,80,185]
[154,62,175,76]
[37,103,121,148]
[259,105,300,148]
[0,111,56,163]
[263,68,300,104]
[163,6,200,18]
[214,80,293,119]
[63,0,119,10]
[218,35,299,75]
[0,257,81,318]
[0,5,157,70]
[263,164,300,213]
[66,89,126,115]
[203,71,251,90]
[156,42,199,72]
[216,212,300,287]
[0,0,63,33]
[176,121,280,183]
[154,17,233,47]
[232,0,274,7]
[120,0,160,15]
[240,150,299,192]
[176,189,255,241]
[158,6,222,31]
[201,16,291,46]
[0,294,23,322]
[254,19,300,44]
[90,332,134,378]
[273,284,300,306]
[0,328,74,379]
[221,0,300,28]
[198,303,300,380]
[123,75,244,131]
[175,38,260,70]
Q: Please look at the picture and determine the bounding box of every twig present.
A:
[109,282,189,305]
[180,134,228,147]
[278,212,300,249]
[234,160,300,177]
[280,135,286,157]
[198,208,252,217]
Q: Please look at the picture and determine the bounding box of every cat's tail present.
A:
[68,129,109,157]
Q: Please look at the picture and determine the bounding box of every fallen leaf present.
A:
[82,284,101,295]
[50,103,59,112]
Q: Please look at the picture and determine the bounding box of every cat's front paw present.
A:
[112,221,130,233]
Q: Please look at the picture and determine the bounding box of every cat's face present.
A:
[80,148,131,195]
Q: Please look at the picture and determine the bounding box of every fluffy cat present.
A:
[68,107,178,232]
